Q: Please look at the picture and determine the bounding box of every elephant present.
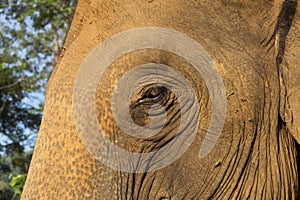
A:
[22,0,300,199]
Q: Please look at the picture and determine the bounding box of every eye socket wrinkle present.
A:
[137,86,168,105]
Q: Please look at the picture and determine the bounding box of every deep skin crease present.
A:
[22,0,300,199]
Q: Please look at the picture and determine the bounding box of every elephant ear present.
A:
[282,1,300,144]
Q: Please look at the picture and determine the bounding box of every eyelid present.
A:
[138,92,163,104]
[144,87,162,98]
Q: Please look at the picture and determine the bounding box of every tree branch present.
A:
[0,92,10,118]
[0,3,33,8]
[0,79,21,91]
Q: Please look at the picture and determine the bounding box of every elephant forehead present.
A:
[60,0,280,70]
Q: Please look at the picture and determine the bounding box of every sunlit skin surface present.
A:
[22,0,300,199]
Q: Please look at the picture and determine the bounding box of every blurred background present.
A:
[0,1,77,199]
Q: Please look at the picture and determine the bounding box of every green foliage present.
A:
[0,152,32,199]
[10,174,27,199]
[0,62,41,154]
[0,0,77,154]
[0,0,77,199]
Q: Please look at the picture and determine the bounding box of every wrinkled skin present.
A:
[22,0,300,199]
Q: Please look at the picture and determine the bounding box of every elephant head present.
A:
[22,0,300,199]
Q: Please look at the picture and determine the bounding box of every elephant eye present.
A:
[129,85,175,127]
[138,86,167,104]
